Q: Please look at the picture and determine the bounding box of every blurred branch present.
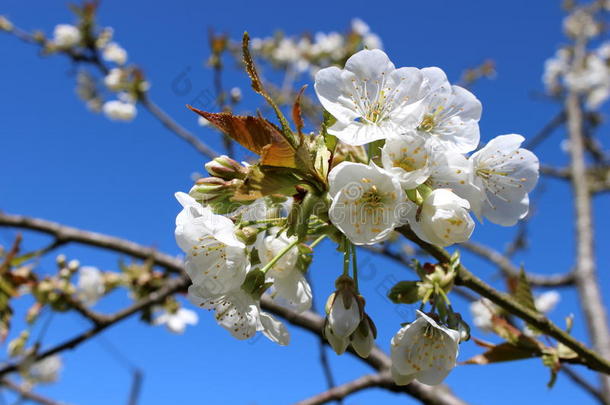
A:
[562,366,608,405]
[523,110,566,151]
[399,226,610,375]
[138,95,218,158]
[460,240,575,287]
[4,23,219,160]
[0,379,62,405]
[565,33,610,396]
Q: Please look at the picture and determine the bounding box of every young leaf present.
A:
[292,85,307,139]
[514,267,538,314]
[188,108,297,169]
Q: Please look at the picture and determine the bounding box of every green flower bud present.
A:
[388,281,422,304]
[205,155,247,180]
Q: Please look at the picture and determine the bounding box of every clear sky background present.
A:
[1,0,609,404]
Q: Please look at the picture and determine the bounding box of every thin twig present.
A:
[139,95,218,159]
[524,110,566,151]
[460,240,575,287]
[562,366,608,405]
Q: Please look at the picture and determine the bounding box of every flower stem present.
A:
[351,244,359,293]
[309,234,327,249]
[342,240,350,277]
[260,238,300,274]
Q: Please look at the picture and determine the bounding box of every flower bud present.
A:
[351,315,376,358]
[8,330,29,357]
[324,322,349,355]
[189,177,243,214]
[235,226,258,245]
[205,155,247,180]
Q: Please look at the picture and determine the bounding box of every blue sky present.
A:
[1,0,609,404]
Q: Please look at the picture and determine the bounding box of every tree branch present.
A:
[399,226,610,375]
[565,33,610,396]
[562,366,608,405]
[460,240,575,287]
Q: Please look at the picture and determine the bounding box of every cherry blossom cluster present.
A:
[543,5,610,109]
[174,43,541,386]
[49,20,141,121]
[247,18,382,77]
[317,49,540,248]
[0,6,148,123]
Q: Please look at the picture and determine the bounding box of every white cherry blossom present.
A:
[175,192,249,296]
[256,228,312,312]
[154,308,199,334]
[52,24,81,48]
[407,189,474,247]
[469,134,539,226]
[381,132,432,190]
[104,68,124,91]
[26,355,62,384]
[77,266,104,306]
[102,100,137,121]
[188,285,289,345]
[415,69,482,153]
[469,298,497,332]
[103,42,127,65]
[314,49,425,145]
[391,311,460,386]
[535,291,560,314]
[328,162,406,245]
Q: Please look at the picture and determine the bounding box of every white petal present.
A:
[314,66,361,123]
[328,295,361,338]
[391,365,416,386]
[482,193,529,226]
[328,120,390,146]
[259,312,290,346]
[272,271,313,313]
[325,323,350,355]
[344,49,395,83]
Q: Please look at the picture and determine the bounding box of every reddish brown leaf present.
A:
[292,85,307,137]
[188,107,296,168]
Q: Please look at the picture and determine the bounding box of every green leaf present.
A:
[514,267,538,314]
[388,281,421,304]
